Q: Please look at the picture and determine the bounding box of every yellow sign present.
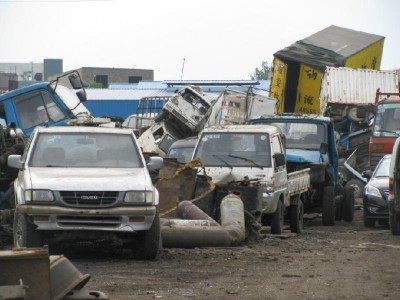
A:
[269,58,287,113]
[294,64,323,114]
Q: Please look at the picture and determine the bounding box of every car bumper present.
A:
[18,205,157,232]
[363,196,388,218]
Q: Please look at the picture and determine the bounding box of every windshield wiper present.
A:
[228,155,264,169]
[213,154,233,169]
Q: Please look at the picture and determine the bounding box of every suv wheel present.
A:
[13,211,42,248]
[132,212,161,260]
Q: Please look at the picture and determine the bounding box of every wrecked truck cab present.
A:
[163,86,212,133]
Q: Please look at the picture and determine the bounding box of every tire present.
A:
[13,210,42,248]
[271,200,284,234]
[132,212,161,260]
[335,185,344,221]
[338,166,349,186]
[322,186,335,226]
[363,204,375,227]
[289,198,304,234]
[342,186,355,222]
[389,203,400,235]
[345,179,365,199]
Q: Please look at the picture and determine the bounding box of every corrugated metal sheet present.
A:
[320,67,399,113]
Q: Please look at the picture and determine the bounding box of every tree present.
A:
[250,60,271,80]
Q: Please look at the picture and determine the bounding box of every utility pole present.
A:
[180,58,185,80]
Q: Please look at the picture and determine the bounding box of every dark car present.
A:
[362,154,391,227]
[166,136,197,163]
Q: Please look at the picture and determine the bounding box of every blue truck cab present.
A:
[250,114,354,226]
[0,71,90,138]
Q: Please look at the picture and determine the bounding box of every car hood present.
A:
[28,167,151,191]
[367,176,389,191]
[204,167,274,185]
[286,149,328,164]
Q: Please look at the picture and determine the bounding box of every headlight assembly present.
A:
[124,191,153,204]
[24,189,54,202]
[365,185,382,198]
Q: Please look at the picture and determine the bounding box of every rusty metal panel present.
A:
[0,247,51,300]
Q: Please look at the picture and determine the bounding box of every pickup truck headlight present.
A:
[124,191,153,204]
[24,189,54,202]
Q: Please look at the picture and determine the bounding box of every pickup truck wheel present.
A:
[271,200,284,234]
[335,185,344,221]
[322,186,335,226]
[342,186,355,222]
[13,211,42,248]
[289,200,304,233]
[389,203,400,235]
[132,212,161,260]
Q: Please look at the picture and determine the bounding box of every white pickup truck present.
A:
[193,124,311,234]
[8,126,163,259]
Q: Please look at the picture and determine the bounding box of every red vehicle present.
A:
[369,90,400,170]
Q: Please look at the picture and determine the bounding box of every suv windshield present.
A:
[194,132,271,167]
[30,132,142,168]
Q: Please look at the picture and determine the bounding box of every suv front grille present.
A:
[60,191,119,207]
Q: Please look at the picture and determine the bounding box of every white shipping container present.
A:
[320,67,399,113]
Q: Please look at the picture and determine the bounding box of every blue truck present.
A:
[249,114,355,225]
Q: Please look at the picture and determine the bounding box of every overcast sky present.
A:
[0,0,399,80]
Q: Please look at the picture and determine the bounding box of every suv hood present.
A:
[28,167,150,191]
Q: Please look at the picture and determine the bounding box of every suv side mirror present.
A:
[147,156,164,171]
[274,153,286,167]
[8,154,23,169]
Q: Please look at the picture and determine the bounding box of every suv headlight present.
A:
[24,189,54,202]
[365,185,382,198]
[124,191,153,204]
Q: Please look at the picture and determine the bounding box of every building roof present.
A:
[274,25,385,71]
[86,88,175,100]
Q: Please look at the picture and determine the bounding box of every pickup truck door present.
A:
[271,134,288,206]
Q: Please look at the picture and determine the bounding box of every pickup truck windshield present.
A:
[271,122,325,150]
[194,132,271,167]
[29,132,143,168]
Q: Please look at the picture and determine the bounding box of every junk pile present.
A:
[0,247,108,300]
[156,158,247,248]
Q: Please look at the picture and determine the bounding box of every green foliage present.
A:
[88,82,104,88]
[250,61,271,80]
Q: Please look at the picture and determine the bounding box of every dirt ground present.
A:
[62,205,400,300]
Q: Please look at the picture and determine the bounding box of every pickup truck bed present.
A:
[288,168,311,197]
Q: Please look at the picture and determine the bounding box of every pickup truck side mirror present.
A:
[147,156,164,171]
[274,153,286,167]
[68,73,83,89]
[320,143,328,155]
[8,154,23,169]
[76,90,87,102]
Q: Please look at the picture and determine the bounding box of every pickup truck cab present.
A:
[193,124,310,234]
[8,126,163,259]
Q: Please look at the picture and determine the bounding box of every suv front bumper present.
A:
[18,205,157,232]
